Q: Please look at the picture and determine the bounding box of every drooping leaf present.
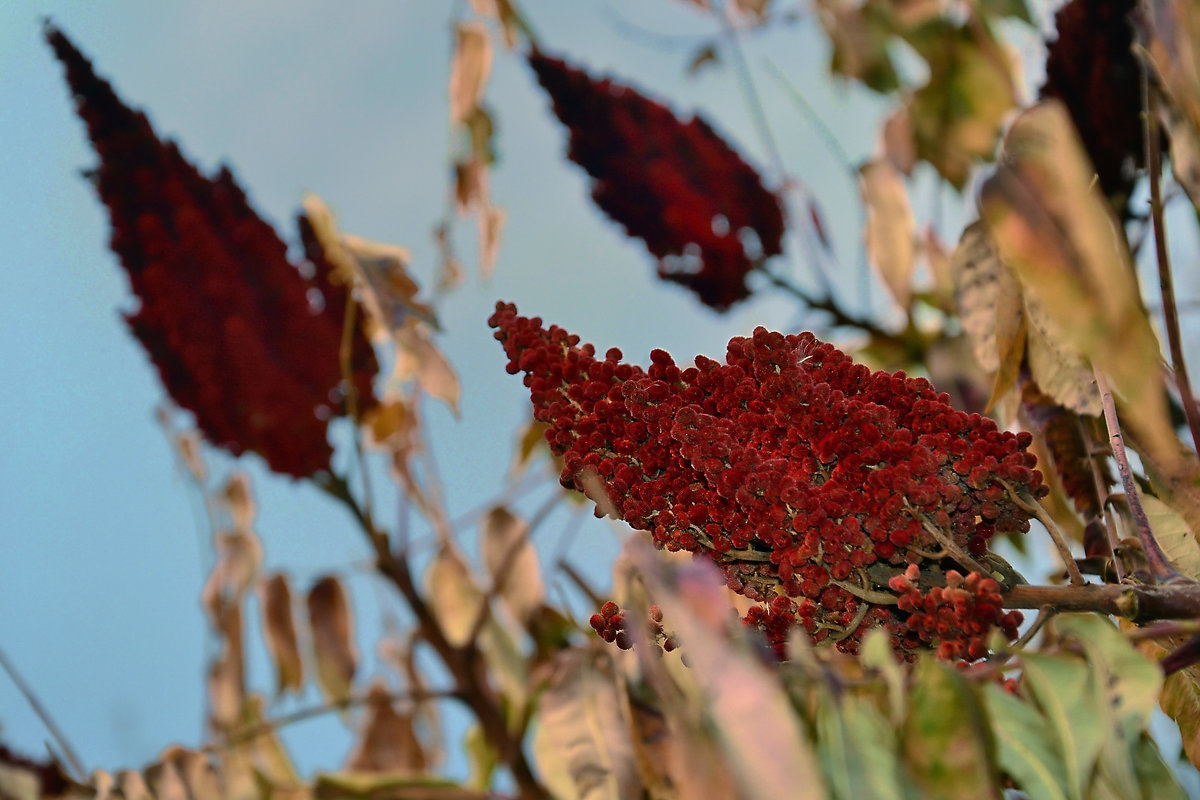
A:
[1020,653,1107,800]
[1141,495,1200,580]
[901,657,1000,799]
[449,23,492,125]
[1020,386,1108,521]
[528,50,785,310]
[257,572,304,696]
[859,159,915,311]
[881,107,916,175]
[632,545,826,800]
[393,319,461,416]
[531,649,640,800]
[981,102,1175,460]
[424,544,486,648]
[951,222,1018,376]
[859,627,905,724]
[982,684,1070,800]
[479,505,545,624]
[345,682,429,774]
[478,204,505,279]
[1022,291,1099,416]
[815,692,916,800]
[1138,636,1200,771]
[307,575,358,706]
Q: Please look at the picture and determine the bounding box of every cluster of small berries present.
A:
[47,25,378,478]
[492,303,1043,658]
[888,566,1024,662]
[528,51,785,310]
[589,602,678,654]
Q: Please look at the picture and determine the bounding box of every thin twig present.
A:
[0,646,86,780]
[1004,483,1086,586]
[1141,67,1200,455]
[1095,369,1185,583]
[759,264,896,339]
[1079,417,1126,581]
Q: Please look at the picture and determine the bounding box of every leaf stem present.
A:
[0,645,86,780]
[1003,483,1086,586]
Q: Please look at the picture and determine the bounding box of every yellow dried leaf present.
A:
[981,102,1174,459]
[480,506,544,623]
[454,158,489,215]
[424,544,485,648]
[201,530,262,621]
[1023,293,1099,416]
[307,576,357,706]
[449,23,492,125]
[479,205,505,279]
[951,221,1019,375]
[362,399,415,450]
[393,319,461,416]
[345,682,428,774]
[258,573,304,696]
[860,159,915,310]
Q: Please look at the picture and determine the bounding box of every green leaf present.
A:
[1052,615,1162,737]
[816,692,918,800]
[901,657,1000,799]
[860,627,906,724]
[1019,653,1107,800]
[982,684,1070,800]
[1131,732,1188,800]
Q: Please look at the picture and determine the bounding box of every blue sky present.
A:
[6,0,1161,784]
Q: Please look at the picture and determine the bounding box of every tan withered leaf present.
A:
[257,573,304,696]
[859,159,916,311]
[531,649,641,800]
[981,102,1173,454]
[1022,291,1098,416]
[454,158,489,215]
[201,530,262,622]
[480,505,544,624]
[424,543,485,648]
[1143,0,1200,138]
[219,472,256,535]
[393,318,461,416]
[345,681,428,774]
[307,576,358,706]
[363,398,416,451]
[882,107,916,176]
[449,23,492,125]
[951,221,1022,379]
[479,205,505,279]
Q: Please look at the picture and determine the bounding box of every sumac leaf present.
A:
[307,575,358,706]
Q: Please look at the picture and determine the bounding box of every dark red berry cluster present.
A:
[47,25,378,478]
[589,602,677,654]
[1040,0,1144,209]
[492,303,1045,658]
[889,566,1024,661]
[528,51,785,311]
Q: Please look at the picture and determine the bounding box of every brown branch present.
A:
[317,477,551,800]
[1095,370,1185,583]
[1003,581,1200,622]
[1141,53,1200,455]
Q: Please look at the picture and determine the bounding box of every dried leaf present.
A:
[859,159,915,310]
[363,399,416,450]
[531,649,640,800]
[632,544,826,800]
[393,319,461,416]
[307,576,357,706]
[815,0,900,93]
[981,102,1173,458]
[449,23,492,125]
[881,107,916,175]
[219,473,256,534]
[512,419,552,475]
[454,158,489,215]
[1138,637,1200,771]
[346,682,428,774]
[424,544,485,648]
[258,573,304,696]
[1023,293,1099,415]
[478,205,505,278]
[686,44,720,76]
[201,530,262,622]
[480,506,545,624]
[951,221,1019,376]
[434,224,465,292]
[1142,495,1200,580]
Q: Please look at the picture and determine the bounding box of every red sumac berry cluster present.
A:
[589,602,677,654]
[492,303,1042,660]
[889,565,1024,662]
